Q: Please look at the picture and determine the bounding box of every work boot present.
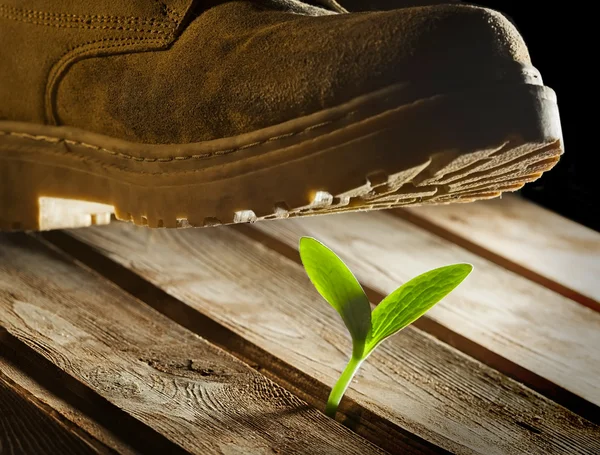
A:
[0,0,562,231]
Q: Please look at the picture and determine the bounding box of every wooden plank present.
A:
[252,211,600,410]
[0,346,138,455]
[0,329,193,455]
[0,234,384,455]
[0,370,101,455]
[399,195,599,308]
[58,223,600,455]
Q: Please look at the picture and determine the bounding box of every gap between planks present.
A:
[41,225,600,455]
[0,331,169,455]
[396,195,599,312]
[0,365,105,455]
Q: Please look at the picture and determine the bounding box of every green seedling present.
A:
[299,236,473,418]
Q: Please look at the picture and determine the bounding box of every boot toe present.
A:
[286,4,531,107]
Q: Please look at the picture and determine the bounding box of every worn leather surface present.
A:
[0,0,530,143]
[340,0,459,10]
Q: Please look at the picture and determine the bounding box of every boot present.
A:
[0,0,562,230]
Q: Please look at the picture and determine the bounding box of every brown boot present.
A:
[0,0,562,230]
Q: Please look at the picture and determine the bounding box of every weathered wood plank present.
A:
[0,346,138,455]
[0,370,101,455]
[253,211,600,410]
[0,233,384,455]
[60,223,600,455]
[399,195,599,308]
[0,329,196,455]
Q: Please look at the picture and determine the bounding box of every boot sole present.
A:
[0,81,562,231]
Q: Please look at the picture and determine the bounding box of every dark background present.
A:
[343,1,595,231]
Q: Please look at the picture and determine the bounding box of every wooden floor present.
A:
[0,194,598,454]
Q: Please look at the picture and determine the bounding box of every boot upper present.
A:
[0,0,531,144]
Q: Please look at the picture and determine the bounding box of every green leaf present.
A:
[366,263,473,353]
[299,237,371,355]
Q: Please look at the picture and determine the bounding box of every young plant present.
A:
[299,236,473,418]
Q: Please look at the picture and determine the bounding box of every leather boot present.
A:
[0,0,562,230]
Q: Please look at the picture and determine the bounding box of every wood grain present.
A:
[61,222,600,455]
[399,195,599,308]
[0,233,384,455]
[0,370,99,455]
[253,211,600,409]
[0,349,138,455]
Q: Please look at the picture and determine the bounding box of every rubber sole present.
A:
[0,82,562,231]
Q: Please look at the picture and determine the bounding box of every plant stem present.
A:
[325,355,364,418]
